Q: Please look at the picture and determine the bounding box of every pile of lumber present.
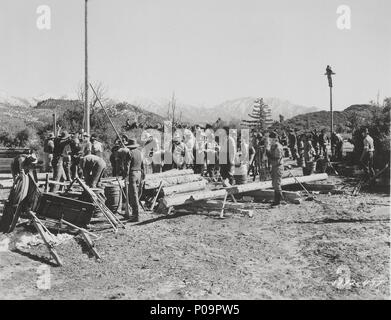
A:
[144,169,204,190]
[158,173,328,210]
[241,190,302,204]
[283,181,343,195]
[178,200,255,217]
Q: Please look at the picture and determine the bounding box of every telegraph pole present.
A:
[325,65,335,143]
[84,0,90,135]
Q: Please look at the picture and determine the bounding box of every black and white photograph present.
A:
[0,0,390,304]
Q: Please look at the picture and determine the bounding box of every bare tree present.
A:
[167,91,178,127]
[77,81,108,112]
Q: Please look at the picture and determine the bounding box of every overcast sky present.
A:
[0,0,390,110]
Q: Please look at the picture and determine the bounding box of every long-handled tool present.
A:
[29,211,63,266]
[286,169,327,205]
[76,178,125,231]
[115,177,131,215]
[150,180,163,211]
[79,230,101,260]
[352,163,389,196]
[124,178,130,217]
[90,83,127,149]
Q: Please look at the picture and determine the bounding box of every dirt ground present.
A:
[0,175,390,300]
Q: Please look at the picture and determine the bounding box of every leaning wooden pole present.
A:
[90,83,126,148]
[84,0,90,136]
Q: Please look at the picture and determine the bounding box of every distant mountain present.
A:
[133,96,319,124]
[0,91,68,108]
[0,97,166,137]
[278,104,380,132]
[211,97,319,123]
[1,91,321,126]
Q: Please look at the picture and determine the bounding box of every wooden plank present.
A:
[161,180,207,196]
[162,189,228,207]
[144,174,204,190]
[181,200,254,215]
[302,183,335,191]
[145,169,194,181]
[161,173,328,208]
[243,190,301,203]
[226,173,328,195]
[0,172,50,180]
[0,179,13,189]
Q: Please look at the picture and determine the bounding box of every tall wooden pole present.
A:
[53,113,57,136]
[330,86,333,135]
[325,65,335,156]
[84,0,90,136]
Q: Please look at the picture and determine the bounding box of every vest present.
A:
[129,148,143,171]
[53,138,71,162]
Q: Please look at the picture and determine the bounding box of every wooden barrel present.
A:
[234,164,248,185]
[104,184,122,214]
[234,174,247,185]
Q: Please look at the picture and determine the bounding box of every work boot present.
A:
[271,191,280,206]
[127,215,139,223]
[279,191,287,205]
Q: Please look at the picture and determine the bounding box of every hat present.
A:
[27,153,38,164]
[173,132,181,142]
[141,132,152,142]
[183,129,193,137]
[126,138,140,149]
[59,131,70,140]
[269,131,278,139]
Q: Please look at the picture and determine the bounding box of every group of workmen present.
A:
[42,129,143,221]
[11,124,376,221]
[43,130,105,189]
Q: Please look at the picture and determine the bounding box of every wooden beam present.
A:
[144,174,205,190]
[242,190,301,203]
[161,173,328,208]
[225,173,328,195]
[145,169,194,180]
[162,189,228,207]
[161,180,207,196]
[302,183,335,191]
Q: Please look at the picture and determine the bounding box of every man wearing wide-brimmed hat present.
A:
[119,138,144,222]
[44,132,55,172]
[360,128,375,178]
[267,131,286,206]
[80,132,92,156]
[11,153,38,182]
[50,130,72,192]
[90,133,104,158]
[141,131,162,174]
[171,132,186,170]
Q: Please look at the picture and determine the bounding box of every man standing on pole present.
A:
[325,65,335,156]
